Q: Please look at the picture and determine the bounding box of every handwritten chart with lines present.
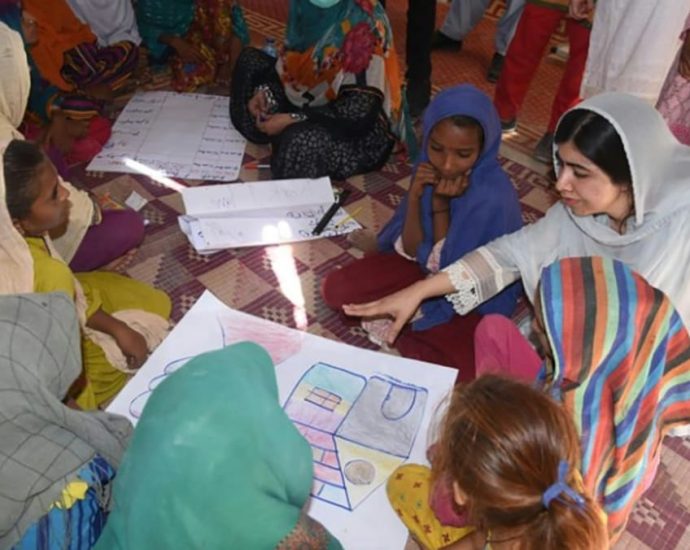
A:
[107,291,457,549]
[87,92,246,181]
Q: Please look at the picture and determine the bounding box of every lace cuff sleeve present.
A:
[393,236,416,262]
[442,247,520,315]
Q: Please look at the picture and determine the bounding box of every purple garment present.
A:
[378,84,524,330]
[46,145,70,179]
[69,208,145,272]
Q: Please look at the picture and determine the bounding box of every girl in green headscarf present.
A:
[97,342,343,549]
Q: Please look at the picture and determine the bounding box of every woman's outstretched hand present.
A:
[343,289,421,345]
[343,273,457,344]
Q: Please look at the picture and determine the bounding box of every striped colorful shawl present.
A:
[540,256,690,540]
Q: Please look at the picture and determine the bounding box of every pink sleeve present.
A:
[429,473,469,527]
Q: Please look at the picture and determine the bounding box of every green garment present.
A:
[96,342,342,549]
[136,0,195,61]
[285,0,349,53]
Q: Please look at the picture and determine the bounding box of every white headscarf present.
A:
[65,0,141,46]
[0,22,30,142]
[0,25,34,294]
[484,92,690,327]
[0,144,33,294]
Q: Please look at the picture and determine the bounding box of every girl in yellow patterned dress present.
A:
[3,139,171,409]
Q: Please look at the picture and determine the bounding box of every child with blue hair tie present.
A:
[387,375,607,550]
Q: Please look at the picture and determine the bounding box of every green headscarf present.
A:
[285,0,348,53]
[136,0,195,60]
[97,342,341,549]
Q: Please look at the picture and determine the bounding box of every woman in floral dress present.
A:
[137,0,249,92]
[230,0,413,180]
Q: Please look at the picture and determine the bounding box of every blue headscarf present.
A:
[378,85,523,330]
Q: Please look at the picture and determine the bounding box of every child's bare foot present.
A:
[348,229,378,253]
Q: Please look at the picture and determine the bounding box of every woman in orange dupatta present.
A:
[22,0,138,97]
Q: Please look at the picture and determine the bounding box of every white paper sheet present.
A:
[181,176,335,216]
[124,191,148,211]
[179,205,361,252]
[179,177,361,252]
[87,92,246,181]
[108,291,456,550]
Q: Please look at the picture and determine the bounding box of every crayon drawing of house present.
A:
[283,363,428,511]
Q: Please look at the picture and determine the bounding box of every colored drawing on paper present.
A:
[219,315,303,365]
[127,314,302,418]
[284,363,428,511]
[128,356,193,418]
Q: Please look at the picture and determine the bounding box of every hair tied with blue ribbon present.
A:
[542,460,586,510]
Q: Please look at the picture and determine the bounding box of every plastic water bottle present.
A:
[263,37,278,58]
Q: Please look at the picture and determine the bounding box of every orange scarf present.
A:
[23,0,96,90]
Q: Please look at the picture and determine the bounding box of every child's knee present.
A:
[320,268,349,309]
[474,314,512,348]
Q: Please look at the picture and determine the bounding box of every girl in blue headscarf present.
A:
[322,85,523,379]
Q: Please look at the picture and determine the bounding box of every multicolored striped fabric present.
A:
[12,455,116,550]
[61,40,139,92]
[57,95,101,121]
[540,256,690,540]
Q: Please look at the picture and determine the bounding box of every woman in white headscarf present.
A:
[342,92,690,342]
[0,21,145,271]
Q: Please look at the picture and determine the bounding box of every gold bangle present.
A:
[432,208,450,214]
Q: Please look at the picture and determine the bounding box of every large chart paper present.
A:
[108,291,456,550]
[179,177,361,252]
[87,92,246,181]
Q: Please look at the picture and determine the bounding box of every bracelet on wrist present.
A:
[289,112,307,122]
[432,207,450,214]
[255,84,278,113]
